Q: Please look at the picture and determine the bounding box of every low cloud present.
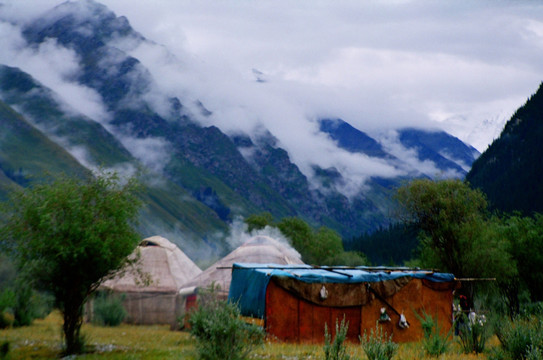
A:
[118,135,171,174]
[0,19,110,123]
[2,0,543,196]
[376,129,464,179]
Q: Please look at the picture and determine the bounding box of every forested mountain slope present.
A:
[466,82,543,214]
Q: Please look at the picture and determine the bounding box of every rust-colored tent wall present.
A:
[265,278,453,343]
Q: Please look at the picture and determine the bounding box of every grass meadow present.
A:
[0,311,494,359]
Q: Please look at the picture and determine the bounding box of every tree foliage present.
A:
[345,222,419,265]
[244,213,366,266]
[396,179,517,310]
[396,179,490,276]
[1,171,141,354]
[499,213,543,303]
[244,212,274,233]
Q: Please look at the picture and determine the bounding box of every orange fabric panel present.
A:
[421,280,454,337]
[299,300,328,342]
[330,306,361,343]
[390,278,423,342]
[265,278,455,343]
[265,280,299,341]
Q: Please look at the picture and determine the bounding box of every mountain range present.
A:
[0,0,480,263]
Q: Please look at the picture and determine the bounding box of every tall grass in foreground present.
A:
[489,315,543,360]
[457,313,489,354]
[416,310,452,357]
[323,316,350,360]
[188,285,264,360]
[0,310,499,359]
[360,322,398,360]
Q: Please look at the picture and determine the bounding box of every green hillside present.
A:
[0,91,228,262]
[0,99,90,199]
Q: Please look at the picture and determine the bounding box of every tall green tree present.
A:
[396,179,515,307]
[396,179,487,277]
[1,171,141,355]
[501,213,543,302]
[245,212,274,233]
[276,217,365,265]
[276,217,314,261]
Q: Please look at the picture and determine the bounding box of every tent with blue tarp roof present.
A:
[228,263,457,343]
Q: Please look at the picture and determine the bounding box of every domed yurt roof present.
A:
[180,235,303,295]
[101,235,202,293]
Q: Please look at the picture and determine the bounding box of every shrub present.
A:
[188,286,264,360]
[360,322,398,360]
[526,345,543,360]
[323,316,350,360]
[416,310,451,357]
[457,312,489,354]
[13,281,53,327]
[0,312,14,329]
[92,291,127,327]
[494,315,543,360]
[0,340,9,360]
[0,278,54,328]
[12,281,35,327]
[0,289,15,329]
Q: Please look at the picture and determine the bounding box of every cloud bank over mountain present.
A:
[1,0,542,195]
[96,0,543,151]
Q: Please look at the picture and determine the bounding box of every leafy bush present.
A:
[0,281,51,328]
[0,312,14,329]
[526,345,543,360]
[0,340,9,360]
[457,312,489,354]
[323,316,350,360]
[521,302,543,317]
[0,288,15,329]
[188,286,264,360]
[92,291,127,327]
[14,283,53,326]
[416,310,450,357]
[493,315,543,360]
[360,322,398,360]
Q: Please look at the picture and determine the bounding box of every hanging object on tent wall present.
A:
[319,285,328,300]
[399,312,409,329]
[379,307,391,322]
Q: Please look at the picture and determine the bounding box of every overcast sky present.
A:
[1,0,543,184]
[3,0,543,154]
[101,0,543,152]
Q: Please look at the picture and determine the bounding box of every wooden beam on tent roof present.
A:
[217,265,440,274]
[455,278,496,281]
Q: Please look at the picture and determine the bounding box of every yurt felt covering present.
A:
[177,235,304,328]
[228,263,457,343]
[98,236,201,326]
[179,235,303,297]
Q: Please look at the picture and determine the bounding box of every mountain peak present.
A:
[23,0,142,54]
[319,118,390,159]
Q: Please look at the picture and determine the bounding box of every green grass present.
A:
[0,311,495,359]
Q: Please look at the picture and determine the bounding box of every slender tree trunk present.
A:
[499,280,520,319]
[62,295,85,355]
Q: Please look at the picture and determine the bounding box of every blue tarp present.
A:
[227,263,455,318]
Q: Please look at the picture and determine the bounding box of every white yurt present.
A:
[97,236,201,327]
[177,235,304,326]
